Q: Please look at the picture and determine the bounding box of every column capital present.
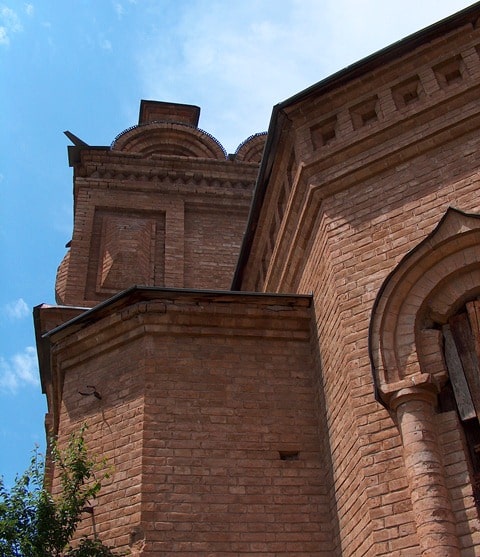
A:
[389,383,439,413]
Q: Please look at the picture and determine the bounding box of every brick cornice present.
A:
[75,175,255,198]
[303,85,480,196]
[72,153,258,202]
[52,302,312,372]
[255,84,480,292]
[75,149,260,180]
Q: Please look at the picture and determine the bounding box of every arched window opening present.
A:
[438,299,480,510]
[369,208,480,552]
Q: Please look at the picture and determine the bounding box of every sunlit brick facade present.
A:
[36,4,480,555]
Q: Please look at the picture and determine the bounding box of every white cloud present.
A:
[0,6,23,46]
[24,3,34,17]
[136,1,315,151]
[0,347,39,393]
[4,298,29,320]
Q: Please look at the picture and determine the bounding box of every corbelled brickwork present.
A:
[35,4,480,556]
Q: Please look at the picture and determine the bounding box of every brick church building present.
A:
[35,3,480,555]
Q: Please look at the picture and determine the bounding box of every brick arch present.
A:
[370,208,480,405]
[234,132,267,163]
[111,122,227,159]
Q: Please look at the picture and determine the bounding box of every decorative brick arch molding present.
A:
[370,207,480,400]
[370,207,480,557]
[234,132,267,163]
[111,122,227,159]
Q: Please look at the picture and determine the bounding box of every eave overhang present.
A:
[42,286,312,341]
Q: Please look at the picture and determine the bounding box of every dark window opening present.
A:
[279,450,300,461]
[440,300,480,512]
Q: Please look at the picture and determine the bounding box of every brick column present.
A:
[390,386,460,557]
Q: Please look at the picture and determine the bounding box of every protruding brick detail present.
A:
[433,55,465,89]
[138,99,200,126]
[311,116,338,149]
[391,76,424,110]
[349,95,380,129]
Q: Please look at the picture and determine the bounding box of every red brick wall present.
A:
[142,331,329,555]
[47,293,334,555]
[53,333,147,549]
[298,138,480,556]
[184,203,249,290]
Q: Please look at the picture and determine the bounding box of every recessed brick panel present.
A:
[97,214,157,292]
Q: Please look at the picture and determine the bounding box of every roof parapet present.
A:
[138,100,201,127]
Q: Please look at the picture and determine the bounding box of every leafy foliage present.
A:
[0,427,119,556]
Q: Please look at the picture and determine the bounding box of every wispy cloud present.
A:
[100,38,112,51]
[113,0,137,19]
[113,1,125,19]
[24,3,34,17]
[0,347,39,393]
[3,298,29,320]
[136,1,322,151]
[0,5,23,46]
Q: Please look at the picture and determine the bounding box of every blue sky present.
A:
[0,0,475,486]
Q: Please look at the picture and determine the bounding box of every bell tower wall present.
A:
[56,101,264,307]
